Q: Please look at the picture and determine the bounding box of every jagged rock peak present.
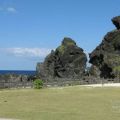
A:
[36,37,87,81]
[62,37,76,46]
[112,16,120,29]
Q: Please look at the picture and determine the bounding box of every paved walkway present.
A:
[82,83,120,87]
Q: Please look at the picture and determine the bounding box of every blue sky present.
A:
[0,0,120,70]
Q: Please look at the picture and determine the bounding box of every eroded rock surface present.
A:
[37,37,87,80]
[89,16,120,78]
[112,16,120,30]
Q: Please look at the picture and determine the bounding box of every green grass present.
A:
[0,86,120,120]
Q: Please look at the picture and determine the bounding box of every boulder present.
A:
[89,16,120,78]
[37,37,87,81]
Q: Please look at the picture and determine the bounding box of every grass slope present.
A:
[0,86,120,120]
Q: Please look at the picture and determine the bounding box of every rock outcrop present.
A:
[89,16,120,79]
[89,65,101,77]
[0,74,36,88]
[112,16,120,30]
[37,37,87,80]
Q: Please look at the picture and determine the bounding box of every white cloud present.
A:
[0,48,52,58]
[7,7,17,13]
[0,7,17,13]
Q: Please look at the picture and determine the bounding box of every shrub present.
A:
[33,79,43,89]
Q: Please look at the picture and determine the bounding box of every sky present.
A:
[0,0,120,70]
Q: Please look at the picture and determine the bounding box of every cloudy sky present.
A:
[0,0,120,70]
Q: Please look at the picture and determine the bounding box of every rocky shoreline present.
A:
[0,74,36,88]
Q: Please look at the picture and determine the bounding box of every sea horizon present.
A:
[0,70,36,75]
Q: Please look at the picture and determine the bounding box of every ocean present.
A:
[0,70,36,75]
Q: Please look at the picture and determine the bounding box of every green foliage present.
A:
[56,39,75,55]
[62,38,76,46]
[65,41,75,46]
[113,66,120,71]
[33,79,43,89]
[57,45,65,54]
[57,41,75,55]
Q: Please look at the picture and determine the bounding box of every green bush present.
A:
[33,79,43,89]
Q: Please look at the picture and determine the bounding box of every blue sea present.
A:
[0,70,36,75]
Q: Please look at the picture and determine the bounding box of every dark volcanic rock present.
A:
[37,37,87,80]
[89,16,120,78]
[0,74,34,83]
[112,16,120,30]
[89,65,100,77]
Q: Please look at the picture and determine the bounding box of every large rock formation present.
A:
[37,37,87,81]
[89,16,120,79]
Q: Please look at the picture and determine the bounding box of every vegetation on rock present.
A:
[36,37,87,81]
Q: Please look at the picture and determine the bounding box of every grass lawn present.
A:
[0,86,120,120]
